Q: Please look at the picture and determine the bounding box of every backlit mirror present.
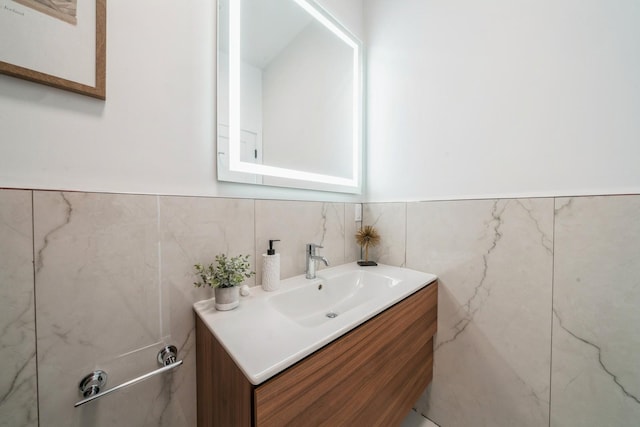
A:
[217,0,363,193]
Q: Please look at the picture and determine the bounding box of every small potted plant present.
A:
[193,254,255,311]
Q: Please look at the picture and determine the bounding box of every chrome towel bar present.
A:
[74,345,182,408]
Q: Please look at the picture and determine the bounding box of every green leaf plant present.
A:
[193,254,255,288]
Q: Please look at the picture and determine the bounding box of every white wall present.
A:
[11,0,638,206]
[262,22,353,178]
[365,0,640,202]
[0,0,363,202]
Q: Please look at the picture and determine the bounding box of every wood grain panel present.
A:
[254,281,438,426]
[196,315,253,427]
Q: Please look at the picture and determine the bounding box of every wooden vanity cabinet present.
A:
[196,281,438,427]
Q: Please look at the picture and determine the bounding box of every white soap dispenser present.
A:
[262,239,280,292]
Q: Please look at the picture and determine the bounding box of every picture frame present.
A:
[0,0,106,99]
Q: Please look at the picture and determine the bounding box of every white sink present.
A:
[268,270,400,327]
[194,262,437,385]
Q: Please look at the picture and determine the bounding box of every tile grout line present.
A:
[157,196,164,340]
[359,203,364,260]
[404,202,408,267]
[31,190,41,427]
[548,197,557,427]
[254,199,257,286]
[344,203,347,263]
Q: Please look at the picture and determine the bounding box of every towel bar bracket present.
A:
[158,345,177,366]
[78,370,107,398]
[75,345,182,407]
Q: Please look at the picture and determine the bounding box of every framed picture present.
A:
[0,0,106,99]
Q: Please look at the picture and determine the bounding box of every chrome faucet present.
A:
[306,243,329,279]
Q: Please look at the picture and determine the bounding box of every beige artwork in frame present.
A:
[13,0,78,25]
[0,0,106,99]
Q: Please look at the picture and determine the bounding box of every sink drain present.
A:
[326,312,338,318]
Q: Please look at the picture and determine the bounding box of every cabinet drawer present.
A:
[254,282,438,426]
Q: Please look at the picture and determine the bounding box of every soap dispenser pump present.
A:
[262,239,281,292]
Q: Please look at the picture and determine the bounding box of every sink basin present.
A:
[268,270,400,327]
[194,262,437,385]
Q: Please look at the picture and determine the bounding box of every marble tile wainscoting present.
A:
[0,189,359,427]
[2,190,639,426]
[551,196,640,426]
[365,196,640,427]
[0,190,37,427]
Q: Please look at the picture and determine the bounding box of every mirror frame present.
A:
[219,0,364,194]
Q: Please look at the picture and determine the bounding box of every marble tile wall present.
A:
[363,196,640,427]
[362,203,407,266]
[551,196,640,426]
[255,201,360,282]
[0,189,360,426]
[33,191,187,427]
[2,189,639,426]
[0,190,38,427]
[408,199,554,427]
[159,195,255,427]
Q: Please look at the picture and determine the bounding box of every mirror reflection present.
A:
[217,0,362,192]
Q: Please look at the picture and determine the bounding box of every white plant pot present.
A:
[214,286,240,311]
